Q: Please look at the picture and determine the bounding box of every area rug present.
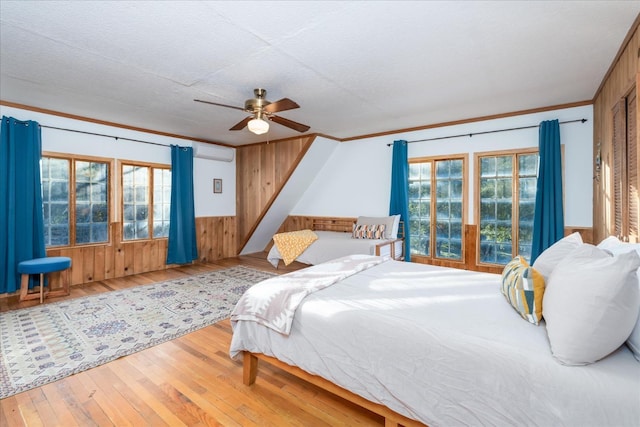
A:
[0,266,275,398]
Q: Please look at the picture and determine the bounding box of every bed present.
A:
[267,216,405,268]
[230,243,640,426]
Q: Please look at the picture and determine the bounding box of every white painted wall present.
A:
[0,105,236,217]
[293,105,593,227]
[2,104,593,228]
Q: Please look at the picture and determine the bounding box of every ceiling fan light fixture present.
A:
[248,117,269,135]
[196,88,308,133]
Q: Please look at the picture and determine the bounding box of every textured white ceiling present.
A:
[1,1,638,146]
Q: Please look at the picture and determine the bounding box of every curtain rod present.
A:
[39,124,171,148]
[386,118,587,146]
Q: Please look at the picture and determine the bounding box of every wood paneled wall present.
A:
[236,135,315,252]
[235,136,314,251]
[280,215,593,274]
[278,215,334,233]
[593,19,639,243]
[41,216,235,289]
[195,216,237,262]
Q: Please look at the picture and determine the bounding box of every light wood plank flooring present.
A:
[0,253,384,426]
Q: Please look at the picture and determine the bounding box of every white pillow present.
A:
[597,236,640,256]
[532,232,583,280]
[597,235,625,252]
[543,245,640,365]
[356,216,399,239]
[596,236,640,361]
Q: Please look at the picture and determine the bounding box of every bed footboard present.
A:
[241,351,426,427]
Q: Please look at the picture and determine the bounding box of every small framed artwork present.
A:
[213,178,222,194]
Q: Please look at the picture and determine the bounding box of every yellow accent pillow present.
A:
[501,256,545,325]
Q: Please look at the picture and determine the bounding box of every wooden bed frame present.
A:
[242,352,426,427]
[253,217,412,424]
[311,217,405,261]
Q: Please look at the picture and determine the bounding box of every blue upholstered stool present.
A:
[18,257,72,303]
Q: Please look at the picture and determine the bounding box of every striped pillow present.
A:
[352,224,386,239]
[501,256,546,325]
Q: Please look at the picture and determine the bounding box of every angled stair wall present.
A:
[236,135,339,255]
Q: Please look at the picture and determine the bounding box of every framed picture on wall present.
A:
[213,178,222,194]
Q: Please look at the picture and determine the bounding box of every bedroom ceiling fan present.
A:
[194,88,310,135]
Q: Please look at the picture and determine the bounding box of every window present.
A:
[122,163,171,240]
[153,168,171,238]
[477,150,538,265]
[75,161,109,244]
[409,156,466,260]
[41,157,70,246]
[41,155,110,247]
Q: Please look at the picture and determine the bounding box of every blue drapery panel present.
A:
[166,145,198,265]
[389,140,411,261]
[530,119,564,264]
[0,116,46,294]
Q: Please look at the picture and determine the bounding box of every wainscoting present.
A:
[38,216,236,289]
[195,216,237,263]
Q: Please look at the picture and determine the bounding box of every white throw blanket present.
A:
[230,254,386,335]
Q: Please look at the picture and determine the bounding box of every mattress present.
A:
[230,259,640,426]
[267,230,403,267]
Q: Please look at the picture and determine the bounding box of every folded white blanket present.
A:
[230,254,386,335]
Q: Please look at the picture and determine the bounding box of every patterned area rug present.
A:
[0,266,275,398]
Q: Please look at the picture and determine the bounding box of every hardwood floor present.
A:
[0,253,385,426]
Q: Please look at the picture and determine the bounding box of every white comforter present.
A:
[230,259,640,427]
[230,255,385,335]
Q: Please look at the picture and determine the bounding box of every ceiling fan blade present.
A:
[269,115,310,133]
[229,116,252,131]
[194,99,246,112]
[264,98,300,113]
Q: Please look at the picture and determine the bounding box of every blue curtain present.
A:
[389,140,411,261]
[530,119,564,264]
[1,116,46,294]
[166,145,198,264]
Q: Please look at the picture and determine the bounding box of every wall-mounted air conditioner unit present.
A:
[192,142,235,162]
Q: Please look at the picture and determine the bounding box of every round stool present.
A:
[18,257,72,303]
